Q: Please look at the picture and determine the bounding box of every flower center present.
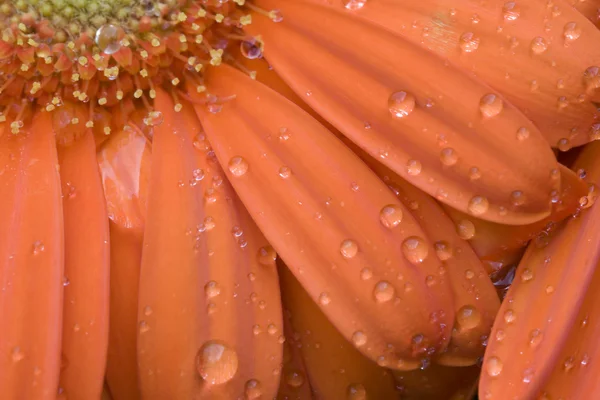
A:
[0,0,277,135]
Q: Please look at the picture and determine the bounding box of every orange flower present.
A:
[0,1,597,399]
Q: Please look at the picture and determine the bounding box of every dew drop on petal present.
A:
[257,245,277,266]
[204,281,221,298]
[379,204,403,228]
[402,236,429,264]
[318,292,331,305]
[196,341,239,385]
[373,281,395,303]
[457,219,476,240]
[563,22,581,43]
[479,94,503,117]
[286,370,305,388]
[516,127,530,141]
[504,309,516,324]
[244,379,262,399]
[486,356,504,377]
[459,32,480,53]
[531,37,548,54]
[388,91,416,118]
[467,195,489,216]
[143,110,164,126]
[352,331,367,347]
[278,166,292,179]
[406,159,422,176]
[343,0,367,10]
[228,156,249,177]
[440,148,458,166]
[433,241,453,261]
[456,305,481,330]
[340,239,359,259]
[347,383,367,400]
[240,41,262,59]
[510,190,526,206]
[529,329,544,347]
[502,2,520,21]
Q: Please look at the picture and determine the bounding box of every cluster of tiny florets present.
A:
[0,0,279,134]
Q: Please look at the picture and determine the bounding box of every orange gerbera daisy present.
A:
[0,0,598,399]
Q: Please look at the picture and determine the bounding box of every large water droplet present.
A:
[456,219,476,240]
[196,341,239,385]
[530,37,548,54]
[228,156,249,177]
[402,236,429,264]
[95,25,125,55]
[479,94,503,117]
[340,239,359,259]
[388,91,416,118]
[343,0,367,11]
[456,305,481,330]
[486,356,503,377]
[502,2,520,21]
[373,281,395,303]
[563,22,581,43]
[204,281,221,298]
[240,41,263,59]
[459,32,480,53]
[379,204,403,228]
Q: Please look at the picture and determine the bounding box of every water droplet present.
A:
[388,91,416,118]
[143,111,164,126]
[434,241,453,261]
[486,356,503,377]
[440,147,458,166]
[529,329,543,347]
[402,236,429,264]
[352,331,367,347]
[204,281,221,298]
[143,306,153,316]
[240,41,262,59]
[406,159,422,176]
[340,239,359,259]
[196,341,239,385]
[479,94,503,117]
[530,37,548,54]
[318,292,331,305]
[563,22,581,42]
[502,2,520,21]
[244,379,262,399]
[95,25,125,55]
[347,383,367,400]
[343,0,367,10]
[504,309,516,324]
[373,280,395,303]
[228,156,249,177]
[468,195,490,216]
[257,245,277,266]
[278,166,292,179]
[456,305,481,330]
[459,32,480,52]
[521,268,534,282]
[360,268,373,281]
[379,204,403,228]
[516,127,530,141]
[584,67,600,91]
[465,269,475,279]
[510,190,526,206]
[32,240,45,255]
[286,370,305,388]
[496,329,506,341]
[11,347,24,362]
[457,219,476,240]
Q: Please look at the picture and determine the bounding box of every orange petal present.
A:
[195,65,454,366]
[57,132,110,399]
[98,128,150,400]
[277,317,314,400]
[138,90,283,399]
[317,0,600,149]
[248,0,559,225]
[366,160,500,366]
[393,364,480,400]
[442,164,587,267]
[479,143,600,399]
[0,111,64,398]
[278,264,398,399]
[570,0,600,27]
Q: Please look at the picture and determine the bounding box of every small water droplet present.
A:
[228,156,249,177]
[440,147,458,166]
[486,356,503,377]
[286,370,305,388]
[406,159,422,176]
[504,309,516,324]
[340,239,359,259]
[388,91,416,118]
[352,331,367,347]
[240,40,262,59]
[11,347,24,362]
[468,195,490,216]
[32,240,45,255]
[459,32,480,52]
[521,268,534,282]
[347,383,367,400]
[244,379,262,399]
[204,281,221,298]
[510,190,526,206]
[456,305,481,330]
[402,236,429,264]
[379,204,403,228]
[318,292,331,305]
[196,341,239,385]
[257,245,277,266]
[563,22,581,42]
[531,37,548,54]
[373,281,395,303]
[278,166,292,179]
[457,219,476,240]
[529,329,543,347]
[479,94,503,117]
[343,0,367,10]
[360,268,373,281]
[433,241,453,261]
[502,2,520,21]
[516,127,530,141]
